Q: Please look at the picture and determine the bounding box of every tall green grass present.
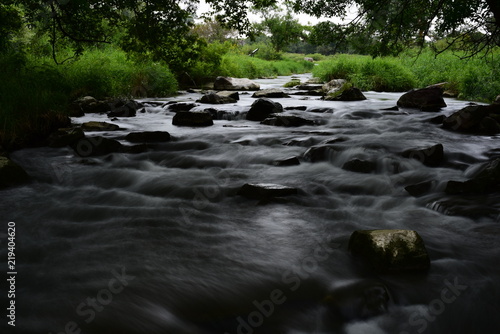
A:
[0,48,177,148]
[220,53,314,79]
[313,49,500,102]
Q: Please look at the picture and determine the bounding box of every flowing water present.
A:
[2,74,500,334]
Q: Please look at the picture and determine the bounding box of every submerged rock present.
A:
[323,279,391,321]
[261,115,315,127]
[252,88,290,98]
[173,111,214,127]
[238,183,298,199]
[303,145,343,162]
[81,122,120,132]
[273,156,301,166]
[71,136,123,157]
[107,100,142,118]
[348,229,430,272]
[446,158,500,194]
[214,76,260,91]
[397,86,447,111]
[442,104,500,134]
[401,143,444,167]
[0,156,30,189]
[405,180,435,197]
[247,98,283,121]
[125,131,171,143]
[342,159,377,173]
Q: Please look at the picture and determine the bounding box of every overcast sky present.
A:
[196,0,358,25]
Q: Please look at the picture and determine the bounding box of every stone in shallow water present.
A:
[252,88,290,98]
[323,279,391,321]
[348,229,430,272]
[238,183,298,199]
[247,98,283,121]
[273,156,301,166]
[173,111,214,127]
[342,159,377,173]
[401,143,444,167]
[81,121,120,131]
[125,131,171,143]
[397,86,447,111]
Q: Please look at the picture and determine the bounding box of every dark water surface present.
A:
[2,74,500,334]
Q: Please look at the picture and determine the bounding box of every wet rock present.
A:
[323,279,391,321]
[107,100,142,118]
[342,159,377,173]
[425,115,446,124]
[81,122,120,132]
[173,111,214,127]
[198,92,237,104]
[303,145,343,162]
[252,88,290,98]
[238,183,298,199]
[445,158,500,194]
[443,104,500,134]
[273,156,301,166]
[214,76,260,91]
[284,79,301,87]
[306,77,323,84]
[74,96,110,114]
[0,156,30,189]
[401,143,444,167]
[247,98,283,121]
[71,136,123,157]
[495,95,500,104]
[47,128,85,148]
[348,229,430,272]
[326,87,367,101]
[168,102,198,112]
[307,107,335,114]
[296,84,324,91]
[217,91,240,101]
[322,79,348,96]
[261,115,315,127]
[284,106,308,111]
[405,180,435,197]
[125,131,171,143]
[397,86,447,111]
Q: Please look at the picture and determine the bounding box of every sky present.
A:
[195,0,358,26]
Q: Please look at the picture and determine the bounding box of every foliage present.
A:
[252,12,305,52]
[313,49,500,101]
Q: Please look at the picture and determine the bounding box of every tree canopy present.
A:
[2,0,499,67]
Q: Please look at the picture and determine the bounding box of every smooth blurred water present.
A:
[1,74,500,334]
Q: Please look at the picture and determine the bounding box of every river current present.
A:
[1,74,500,334]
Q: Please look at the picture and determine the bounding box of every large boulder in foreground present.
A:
[238,183,298,199]
[173,111,214,127]
[397,86,447,111]
[348,229,430,272]
[442,104,500,134]
[401,143,444,167]
[0,157,30,189]
[247,98,283,121]
[214,76,260,91]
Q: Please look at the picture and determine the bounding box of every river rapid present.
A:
[1,74,500,334]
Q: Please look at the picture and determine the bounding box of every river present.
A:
[1,74,500,334]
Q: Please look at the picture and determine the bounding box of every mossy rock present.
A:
[348,229,430,272]
[284,79,301,88]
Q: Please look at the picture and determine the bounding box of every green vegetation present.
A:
[313,49,500,102]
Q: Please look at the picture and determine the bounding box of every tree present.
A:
[253,13,304,52]
[207,0,500,57]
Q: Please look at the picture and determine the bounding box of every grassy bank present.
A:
[313,49,500,102]
[0,48,178,149]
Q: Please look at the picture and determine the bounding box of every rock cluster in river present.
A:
[443,103,500,134]
[214,76,260,91]
[173,111,214,127]
[247,98,284,121]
